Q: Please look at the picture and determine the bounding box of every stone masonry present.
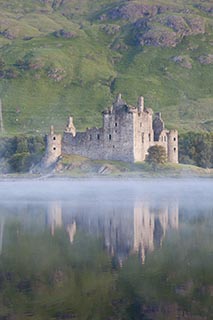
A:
[44,94,178,166]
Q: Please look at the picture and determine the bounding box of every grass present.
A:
[0,0,212,135]
[57,154,213,178]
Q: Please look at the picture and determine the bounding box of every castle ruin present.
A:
[44,94,178,166]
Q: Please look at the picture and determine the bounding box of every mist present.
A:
[0,179,212,210]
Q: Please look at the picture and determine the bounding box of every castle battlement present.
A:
[45,94,178,165]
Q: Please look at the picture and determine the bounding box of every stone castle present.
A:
[44,94,178,166]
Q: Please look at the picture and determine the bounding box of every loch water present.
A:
[0,179,212,320]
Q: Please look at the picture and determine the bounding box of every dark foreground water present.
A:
[0,179,212,320]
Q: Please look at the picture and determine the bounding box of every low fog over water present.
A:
[0,179,212,205]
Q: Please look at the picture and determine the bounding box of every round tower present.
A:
[168,130,178,163]
[44,125,62,167]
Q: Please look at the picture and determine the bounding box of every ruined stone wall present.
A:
[133,110,154,162]
[62,107,135,163]
[154,129,169,158]
[62,127,104,159]
[152,113,178,163]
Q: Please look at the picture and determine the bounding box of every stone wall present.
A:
[102,107,135,162]
[62,104,135,163]
[62,127,104,159]
[133,109,154,162]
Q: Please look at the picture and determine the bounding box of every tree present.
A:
[178,132,213,168]
[146,145,167,170]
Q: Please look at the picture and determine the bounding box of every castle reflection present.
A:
[0,198,179,262]
[47,199,179,264]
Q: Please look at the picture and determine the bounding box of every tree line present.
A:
[0,132,212,173]
[178,132,213,168]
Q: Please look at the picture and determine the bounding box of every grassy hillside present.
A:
[0,0,212,135]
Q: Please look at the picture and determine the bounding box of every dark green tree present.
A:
[146,145,167,170]
[179,132,213,168]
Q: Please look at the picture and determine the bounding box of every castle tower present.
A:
[168,130,178,163]
[43,125,62,167]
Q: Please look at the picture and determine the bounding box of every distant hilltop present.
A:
[43,94,178,166]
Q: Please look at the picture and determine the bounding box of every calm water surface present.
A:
[0,179,212,320]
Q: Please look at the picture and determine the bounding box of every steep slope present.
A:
[0,0,212,134]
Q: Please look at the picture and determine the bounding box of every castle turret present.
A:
[43,126,62,168]
[168,130,178,163]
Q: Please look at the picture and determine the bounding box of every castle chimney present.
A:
[113,93,124,109]
[50,125,54,135]
[0,99,4,133]
[117,93,122,101]
[138,96,144,112]
[65,116,76,136]
[155,112,161,118]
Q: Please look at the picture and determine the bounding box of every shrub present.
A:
[146,145,167,170]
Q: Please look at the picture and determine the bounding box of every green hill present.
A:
[0,0,212,135]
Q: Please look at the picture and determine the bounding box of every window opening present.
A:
[109,134,112,140]
[142,133,144,143]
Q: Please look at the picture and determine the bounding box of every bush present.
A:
[146,145,167,170]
